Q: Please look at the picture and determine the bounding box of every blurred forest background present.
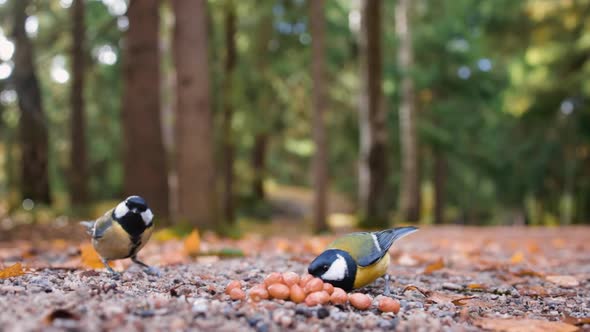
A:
[1,0,589,234]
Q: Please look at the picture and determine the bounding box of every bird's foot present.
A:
[131,255,161,277]
[101,258,121,279]
[383,274,392,297]
[144,266,162,277]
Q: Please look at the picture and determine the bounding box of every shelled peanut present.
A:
[224,271,401,313]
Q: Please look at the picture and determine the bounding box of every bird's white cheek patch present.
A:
[114,202,129,219]
[141,209,154,225]
[322,254,348,281]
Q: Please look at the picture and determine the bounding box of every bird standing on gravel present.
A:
[308,226,418,293]
[80,195,158,277]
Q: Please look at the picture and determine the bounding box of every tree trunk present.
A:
[70,0,88,206]
[358,0,388,227]
[250,8,273,202]
[122,0,169,217]
[172,0,217,228]
[12,0,51,204]
[251,134,268,200]
[310,0,329,233]
[221,0,237,224]
[396,0,420,222]
[433,149,447,224]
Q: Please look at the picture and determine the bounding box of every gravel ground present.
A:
[0,226,589,331]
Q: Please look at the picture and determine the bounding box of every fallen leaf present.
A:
[546,275,579,288]
[510,251,525,264]
[80,244,112,269]
[563,314,590,326]
[0,262,26,279]
[475,318,578,332]
[466,283,488,290]
[423,258,445,274]
[527,241,541,254]
[512,268,545,278]
[184,230,201,257]
[44,309,79,324]
[403,285,475,306]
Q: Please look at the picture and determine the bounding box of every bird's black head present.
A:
[308,249,357,291]
[113,195,154,241]
[125,195,148,214]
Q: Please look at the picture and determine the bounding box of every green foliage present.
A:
[1,0,590,225]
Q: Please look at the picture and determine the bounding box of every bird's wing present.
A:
[329,227,418,267]
[92,209,114,240]
[328,232,381,267]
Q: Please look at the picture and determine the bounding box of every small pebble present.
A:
[317,307,330,319]
[442,282,463,291]
[192,299,208,314]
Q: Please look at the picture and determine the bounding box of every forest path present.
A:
[0,227,589,331]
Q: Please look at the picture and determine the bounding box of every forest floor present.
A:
[0,226,589,331]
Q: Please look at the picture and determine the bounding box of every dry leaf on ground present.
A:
[475,318,578,332]
[0,262,25,279]
[184,230,201,257]
[44,309,79,324]
[510,251,525,264]
[545,275,579,288]
[563,314,590,326]
[80,244,112,269]
[403,285,475,306]
[423,258,445,274]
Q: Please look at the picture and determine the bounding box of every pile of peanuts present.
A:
[225,272,400,313]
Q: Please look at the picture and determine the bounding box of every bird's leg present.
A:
[131,255,161,276]
[101,258,120,279]
[383,274,392,296]
[131,255,150,268]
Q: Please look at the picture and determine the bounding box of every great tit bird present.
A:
[80,195,157,277]
[308,226,418,293]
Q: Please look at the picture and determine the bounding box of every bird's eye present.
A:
[322,264,329,271]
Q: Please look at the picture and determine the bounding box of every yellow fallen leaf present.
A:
[184,229,201,257]
[466,283,487,290]
[423,258,445,274]
[510,251,525,264]
[80,244,112,269]
[563,314,590,326]
[0,262,26,279]
[546,275,579,288]
[475,318,578,332]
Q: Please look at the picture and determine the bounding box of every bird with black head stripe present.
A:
[81,195,158,277]
[308,226,418,294]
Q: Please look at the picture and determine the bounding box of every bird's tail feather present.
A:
[80,221,95,236]
[376,226,418,251]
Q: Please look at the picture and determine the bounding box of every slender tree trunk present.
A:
[221,0,237,224]
[172,0,217,228]
[433,149,447,224]
[122,0,169,217]
[251,134,268,200]
[310,0,329,233]
[358,0,388,227]
[250,10,272,202]
[396,0,420,222]
[70,0,88,206]
[12,0,51,204]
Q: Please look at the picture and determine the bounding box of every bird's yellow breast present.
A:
[93,222,153,260]
[353,253,390,289]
